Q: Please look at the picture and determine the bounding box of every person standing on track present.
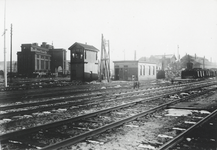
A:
[132,75,139,89]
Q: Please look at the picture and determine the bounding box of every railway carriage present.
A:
[181,68,216,79]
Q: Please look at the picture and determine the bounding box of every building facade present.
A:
[17,42,67,77]
[180,54,217,69]
[49,48,67,75]
[113,60,157,81]
[68,42,99,82]
[17,43,51,77]
[148,54,176,71]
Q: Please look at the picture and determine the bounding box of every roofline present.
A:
[113,60,156,64]
[21,43,49,51]
[113,60,138,63]
[68,42,99,52]
[50,48,66,51]
[138,61,157,64]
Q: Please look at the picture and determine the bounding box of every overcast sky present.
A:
[0,0,217,62]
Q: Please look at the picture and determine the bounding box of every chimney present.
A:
[134,50,136,60]
[32,43,38,46]
[195,53,196,59]
[41,42,47,48]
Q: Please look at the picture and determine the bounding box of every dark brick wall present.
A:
[17,51,35,77]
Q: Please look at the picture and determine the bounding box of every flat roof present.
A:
[113,60,156,64]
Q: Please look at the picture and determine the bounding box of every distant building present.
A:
[0,61,17,73]
[68,42,99,82]
[113,60,156,81]
[17,43,51,77]
[148,54,176,70]
[17,42,67,77]
[49,48,67,75]
[180,54,216,69]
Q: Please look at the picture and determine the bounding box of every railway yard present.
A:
[0,78,217,150]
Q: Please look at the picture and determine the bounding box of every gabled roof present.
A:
[151,54,176,59]
[68,42,99,52]
[180,55,209,62]
[138,57,148,61]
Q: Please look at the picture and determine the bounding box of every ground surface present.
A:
[70,89,217,150]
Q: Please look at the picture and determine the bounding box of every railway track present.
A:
[0,81,211,121]
[0,81,197,132]
[158,108,217,150]
[0,82,216,150]
[0,80,165,103]
[0,78,202,103]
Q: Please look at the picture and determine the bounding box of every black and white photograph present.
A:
[0,0,217,149]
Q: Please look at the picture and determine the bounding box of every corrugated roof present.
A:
[68,42,99,52]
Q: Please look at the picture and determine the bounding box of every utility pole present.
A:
[134,50,136,60]
[177,45,180,61]
[99,34,103,82]
[10,24,12,83]
[203,56,205,69]
[3,0,7,87]
[108,40,110,77]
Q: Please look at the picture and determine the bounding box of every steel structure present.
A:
[99,34,110,82]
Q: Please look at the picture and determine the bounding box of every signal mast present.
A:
[99,34,110,82]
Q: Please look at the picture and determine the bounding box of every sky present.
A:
[0,0,217,62]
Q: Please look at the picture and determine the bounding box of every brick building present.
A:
[139,54,176,71]
[17,43,51,77]
[113,60,157,81]
[17,42,67,77]
[68,42,99,82]
[49,48,67,76]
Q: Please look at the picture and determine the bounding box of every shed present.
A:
[113,60,157,81]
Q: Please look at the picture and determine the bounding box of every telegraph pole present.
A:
[99,34,103,82]
[108,40,110,77]
[203,56,205,69]
[3,0,7,87]
[10,24,12,83]
[177,45,180,61]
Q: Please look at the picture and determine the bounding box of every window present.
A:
[72,53,75,58]
[153,66,155,75]
[96,52,98,60]
[37,60,39,70]
[143,65,145,75]
[85,51,87,59]
[46,61,48,69]
[80,54,83,59]
[140,65,142,75]
[41,60,44,70]
[149,66,151,75]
